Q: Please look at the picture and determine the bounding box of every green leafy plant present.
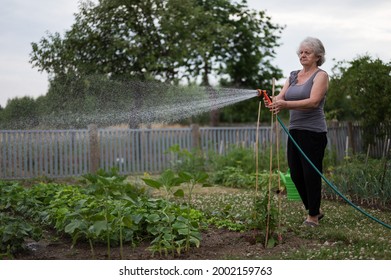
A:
[210,166,255,188]
[0,213,42,256]
[142,169,206,255]
[167,144,206,174]
[82,168,145,259]
[207,145,287,175]
[142,169,183,199]
[251,191,280,248]
[177,171,209,250]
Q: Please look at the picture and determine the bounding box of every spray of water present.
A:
[18,79,259,129]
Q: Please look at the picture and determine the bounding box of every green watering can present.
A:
[278,169,301,201]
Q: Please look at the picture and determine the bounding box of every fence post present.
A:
[191,124,200,149]
[88,124,99,174]
[347,121,356,154]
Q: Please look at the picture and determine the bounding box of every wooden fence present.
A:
[0,122,389,179]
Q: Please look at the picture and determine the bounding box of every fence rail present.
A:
[0,122,389,179]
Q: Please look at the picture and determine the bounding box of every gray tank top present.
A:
[285,69,327,133]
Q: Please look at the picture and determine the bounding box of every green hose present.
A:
[277,115,391,230]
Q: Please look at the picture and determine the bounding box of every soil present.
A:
[15,228,313,260]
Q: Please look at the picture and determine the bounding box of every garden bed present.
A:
[17,227,314,260]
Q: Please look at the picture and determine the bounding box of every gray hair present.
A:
[297,37,326,66]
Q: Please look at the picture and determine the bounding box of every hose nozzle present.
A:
[257,89,272,104]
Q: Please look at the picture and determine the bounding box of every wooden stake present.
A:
[253,100,262,241]
[365,144,371,165]
[265,78,276,248]
[274,78,283,243]
[380,139,390,190]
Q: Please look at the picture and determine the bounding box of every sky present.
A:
[1,0,390,108]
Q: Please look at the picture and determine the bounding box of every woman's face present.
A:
[298,45,319,67]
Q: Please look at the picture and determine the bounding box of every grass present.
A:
[189,185,391,260]
[280,201,391,260]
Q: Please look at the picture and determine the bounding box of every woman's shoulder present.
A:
[289,70,301,75]
[313,69,329,85]
[315,69,329,79]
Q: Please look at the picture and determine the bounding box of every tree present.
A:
[0,97,39,129]
[29,0,284,126]
[218,4,284,124]
[325,55,391,145]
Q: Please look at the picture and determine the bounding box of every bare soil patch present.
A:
[16,227,313,260]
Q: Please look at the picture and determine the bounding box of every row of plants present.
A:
[0,169,282,258]
[0,169,209,258]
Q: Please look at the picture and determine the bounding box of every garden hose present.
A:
[277,115,391,230]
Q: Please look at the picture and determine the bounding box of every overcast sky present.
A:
[1,0,390,108]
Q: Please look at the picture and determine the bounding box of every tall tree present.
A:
[31,0,283,83]
[217,3,284,124]
[326,55,391,145]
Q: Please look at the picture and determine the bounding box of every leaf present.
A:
[64,220,84,234]
[91,220,108,236]
[122,216,133,228]
[173,189,184,198]
[112,190,122,196]
[161,226,172,234]
[141,178,162,189]
[266,237,276,248]
[147,225,159,235]
[195,172,209,183]
[146,213,160,223]
[190,230,202,240]
[160,169,178,186]
[176,216,188,222]
[131,214,143,224]
[178,171,192,181]
[190,221,199,228]
[172,221,187,230]
[122,195,136,204]
[163,233,174,240]
[189,236,201,248]
[177,228,189,235]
